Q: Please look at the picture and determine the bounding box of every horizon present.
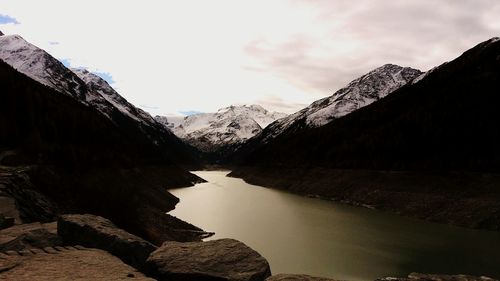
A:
[1,0,499,116]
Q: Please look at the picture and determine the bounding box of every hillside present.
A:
[229,37,500,230]
[0,59,208,244]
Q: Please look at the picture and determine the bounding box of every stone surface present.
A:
[146,238,271,281]
[57,214,157,269]
[266,274,336,281]
[0,214,14,230]
[0,246,155,280]
[0,166,58,224]
[377,273,499,281]
[0,222,61,251]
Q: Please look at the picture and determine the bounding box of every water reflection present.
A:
[169,171,500,281]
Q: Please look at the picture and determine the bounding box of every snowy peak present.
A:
[258,64,422,142]
[0,34,88,101]
[71,68,156,126]
[305,64,422,126]
[154,116,174,130]
[214,104,286,128]
[155,105,287,152]
[0,34,170,140]
[0,30,4,36]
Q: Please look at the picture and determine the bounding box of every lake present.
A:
[169,171,500,281]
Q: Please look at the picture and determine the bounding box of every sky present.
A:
[0,1,499,116]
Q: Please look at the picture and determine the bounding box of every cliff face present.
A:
[229,38,500,230]
[0,59,208,244]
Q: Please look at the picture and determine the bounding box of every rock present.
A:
[0,246,154,280]
[376,273,498,281]
[57,214,157,270]
[0,150,30,167]
[266,274,336,281]
[0,167,58,223]
[0,222,61,251]
[146,238,271,281]
[0,214,14,230]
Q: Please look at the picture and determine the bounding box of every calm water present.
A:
[169,171,500,281]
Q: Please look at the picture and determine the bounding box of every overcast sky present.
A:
[1,0,499,116]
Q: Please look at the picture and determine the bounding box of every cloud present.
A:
[0,14,19,24]
[139,105,160,110]
[0,0,498,116]
[244,0,500,97]
[180,110,203,116]
[254,96,308,114]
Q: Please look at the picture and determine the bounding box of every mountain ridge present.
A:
[0,34,202,166]
[0,34,210,244]
[229,64,422,162]
[228,37,500,230]
[155,104,287,153]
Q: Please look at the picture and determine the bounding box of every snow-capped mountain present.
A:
[0,35,89,100]
[154,115,185,130]
[155,105,287,152]
[0,34,128,121]
[0,33,204,166]
[71,68,159,128]
[0,34,173,136]
[258,64,422,143]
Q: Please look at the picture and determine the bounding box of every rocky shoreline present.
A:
[1,213,497,281]
[228,166,500,231]
[0,164,211,244]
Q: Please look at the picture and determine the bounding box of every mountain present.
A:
[72,68,157,127]
[155,105,287,153]
[0,34,201,166]
[0,34,208,243]
[154,115,176,130]
[230,37,500,230]
[249,64,422,144]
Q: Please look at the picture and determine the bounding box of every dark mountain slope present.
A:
[0,34,202,169]
[0,60,208,243]
[230,37,500,229]
[233,38,500,171]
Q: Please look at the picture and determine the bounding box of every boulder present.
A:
[0,166,58,223]
[376,273,498,281]
[0,246,154,280]
[266,274,337,281]
[57,214,156,270]
[0,222,61,251]
[0,214,14,230]
[146,238,271,281]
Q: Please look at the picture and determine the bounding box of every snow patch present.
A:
[258,64,423,143]
[156,105,287,151]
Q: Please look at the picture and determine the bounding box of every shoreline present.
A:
[227,166,500,232]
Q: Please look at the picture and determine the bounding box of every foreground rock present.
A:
[0,222,61,251]
[57,214,157,269]
[377,273,498,281]
[0,246,154,280]
[146,238,271,281]
[266,274,336,280]
[0,166,58,224]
